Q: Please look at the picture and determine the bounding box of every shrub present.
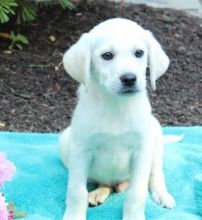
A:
[0,0,74,24]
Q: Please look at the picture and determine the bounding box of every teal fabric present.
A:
[1,126,202,220]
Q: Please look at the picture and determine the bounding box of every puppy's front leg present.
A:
[123,144,153,220]
[62,148,92,220]
[149,139,176,209]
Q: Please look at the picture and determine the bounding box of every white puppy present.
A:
[59,18,175,220]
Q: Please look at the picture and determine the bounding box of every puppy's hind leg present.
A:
[58,127,71,168]
[114,180,130,193]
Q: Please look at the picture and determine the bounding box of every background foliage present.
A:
[0,0,74,24]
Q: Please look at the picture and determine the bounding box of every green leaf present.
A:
[0,0,17,23]
[1,6,10,13]
[10,31,17,41]
[16,0,37,23]
[9,31,29,50]
[7,202,27,219]
[15,43,22,50]
[0,0,73,24]
[16,34,29,44]
[0,0,17,7]
[14,210,27,218]
[3,5,16,15]
[0,9,9,23]
[58,0,75,9]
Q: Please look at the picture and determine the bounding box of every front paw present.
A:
[62,209,86,220]
[151,191,176,209]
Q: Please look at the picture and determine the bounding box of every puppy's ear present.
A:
[146,31,170,90]
[63,33,91,87]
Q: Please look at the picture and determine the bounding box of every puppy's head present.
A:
[63,18,169,95]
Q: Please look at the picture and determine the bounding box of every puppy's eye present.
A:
[135,50,144,58]
[101,52,114,60]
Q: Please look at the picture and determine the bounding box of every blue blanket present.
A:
[1,127,202,220]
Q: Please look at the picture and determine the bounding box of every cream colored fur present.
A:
[59,18,175,220]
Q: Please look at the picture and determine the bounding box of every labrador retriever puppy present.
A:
[59,18,175,220]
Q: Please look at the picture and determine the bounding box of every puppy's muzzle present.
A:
[120,73,137,87]
[119,73,138,95]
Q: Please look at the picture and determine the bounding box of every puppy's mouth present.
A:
[118,88,138,96]
[110,84,141,96]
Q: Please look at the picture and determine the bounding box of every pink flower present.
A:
[0,193,9,220]
[0,153,16,188]
[8,211,14,220]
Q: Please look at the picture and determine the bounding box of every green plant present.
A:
[0,0,75,24]
[0,0,18,23]
[58,0,75,9]
[16,0,38,23]
[9,31,29,50]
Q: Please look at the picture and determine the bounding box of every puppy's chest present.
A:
[88,132,140,184]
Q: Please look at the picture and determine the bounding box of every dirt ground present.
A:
[0,0,201,132]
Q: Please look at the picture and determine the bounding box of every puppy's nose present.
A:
[120,73,137,87]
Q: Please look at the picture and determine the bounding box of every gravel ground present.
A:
[0,0,201,132]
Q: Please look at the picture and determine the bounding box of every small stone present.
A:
[49,35,56,42]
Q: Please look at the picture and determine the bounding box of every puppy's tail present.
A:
[163,135,184,144]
